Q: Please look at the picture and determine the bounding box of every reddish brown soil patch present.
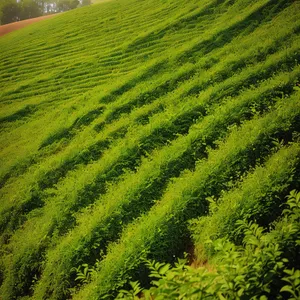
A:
[187,244,216,272]
[0,14,56,37]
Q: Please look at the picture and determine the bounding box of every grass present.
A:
[0,0,299,299]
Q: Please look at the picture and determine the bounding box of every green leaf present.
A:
[237,288,244,297]
[280,285,294,294]
[217,292,227,300]
[159,264,171,275]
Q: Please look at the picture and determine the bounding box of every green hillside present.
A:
[0,0,300,299]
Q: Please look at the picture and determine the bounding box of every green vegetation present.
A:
[117,190,300,299]
[0,0,299,299]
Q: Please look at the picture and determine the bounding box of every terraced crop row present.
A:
[1,43,298,244]
[72,92,300,299]
[2,15,298,198]
[191,143,300,261]
[28,75,298,299]
[0,0,299,299]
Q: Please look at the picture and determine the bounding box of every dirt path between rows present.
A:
[0,14,56,37]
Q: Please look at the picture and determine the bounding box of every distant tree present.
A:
[19,0,43,20]
[44,2,56,14]
[0,0,82,25]
[81,0,91,6]
[56,0,79,11]
[0,0,21,25]
[69,0,79,9]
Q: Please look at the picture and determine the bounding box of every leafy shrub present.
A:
[116,190,300,299]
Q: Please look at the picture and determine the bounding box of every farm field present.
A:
[0,0,300,299]
[0,15,57,38]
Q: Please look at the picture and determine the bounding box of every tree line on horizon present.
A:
[0,0,91,25]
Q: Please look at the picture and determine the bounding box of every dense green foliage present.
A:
[0,0,299,299]
[117,190,300,299]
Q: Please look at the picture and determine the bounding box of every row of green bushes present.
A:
[117,189,300,299]
[3,26,297,234]
[29,74,298,298]
[18,58,300,298]
[1,1,299,299]
[1,0,297,189]
[70,92,300,299]
[1,40,299,298]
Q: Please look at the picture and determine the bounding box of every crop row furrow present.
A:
[99,59,167,104]
[0,49,134,92]
[1,33,296,196]
[1,2,299,299]
[38,126,128,190]
[7,69,298,299]
[134,104,165,126]
[176,0,293,64]
[0,81,172,194]
[125,0,228,52]
[1,98,207,238]
[0,57,141,97]
[0,1,299,300]
[36,78,288,296]
[0,104,37,127]
[124,0,249,61]
[103,68,197,125]
[71,92,300,299]
[94,37,295,133]
[0,14,179,82]
[1,40,297,233]
[103,20,300,127]
[39,106,105,149]
[0,0,292,103]
[191,147,300,262]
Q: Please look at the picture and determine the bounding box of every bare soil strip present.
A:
[0,15,56,37]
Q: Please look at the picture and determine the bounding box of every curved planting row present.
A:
[1,46,298,241]
[1,1,297,191]
[2,24,298,214]
[71,92,300,299]
[0,0,186,97]
[1,55,299,299]
[191,144,300,262]
[0,0,299,299]
[27,79,300,299]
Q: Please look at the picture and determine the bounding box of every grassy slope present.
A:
[0,0,299,299]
